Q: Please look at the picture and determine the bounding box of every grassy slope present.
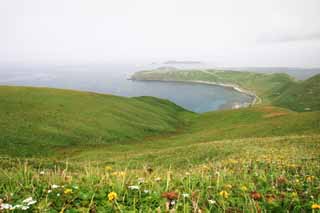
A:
[132,69,320,112]
[0,86,195,157]
[0,85,319,212]
[131,69,295,104]
[70,105,320,168]
[273,74,320,111]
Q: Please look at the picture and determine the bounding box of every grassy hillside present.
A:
[0,85,319,212]
[131,69,320,112]
[131,69,295,104]
[273,74,320,111]
[0,86,195,157]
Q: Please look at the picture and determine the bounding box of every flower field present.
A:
[1,135,320,212]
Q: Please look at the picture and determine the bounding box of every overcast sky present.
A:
[1,0,320,67]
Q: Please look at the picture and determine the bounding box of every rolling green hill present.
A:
[0,86,194,157]
[131,69,295,104]
[132,69,320,112]
[0,82,319,212]
[273,74,320,111]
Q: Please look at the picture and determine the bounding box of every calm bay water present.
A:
[0,64,252,113]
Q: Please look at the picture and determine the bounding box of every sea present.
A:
[0,63,253,113]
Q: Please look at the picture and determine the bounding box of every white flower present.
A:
[155,177,161,182]
[208,199,216,205]
[39,171,45,175]
[48,190,52,193]
[51,184,60,189]
[22,197,33,203]
[0,203,13,210]
[57,193,60,197]
[21,205,29,210]
[128,185,140,190]
[22,197,37,206]
[143,190,150,194]
[182,193,189,198]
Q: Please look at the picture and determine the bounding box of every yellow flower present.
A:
[105,166,113,171]
[108,192,117,201]
[241,186,248,192]
[219,190,229,199]
[64,188,72,194]
[306,175,315,182]
[312,204,320,209]
[291,192,298,198]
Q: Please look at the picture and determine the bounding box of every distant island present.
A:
[164,60,203,64]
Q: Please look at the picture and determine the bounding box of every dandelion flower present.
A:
[108,192,117,201]
[64,189,73,194]
[219,191,229,199]
[312,204,320,209]
[105,166,113,171]
[241,186,248,192]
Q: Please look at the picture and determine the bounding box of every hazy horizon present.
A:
[1,0,320,67]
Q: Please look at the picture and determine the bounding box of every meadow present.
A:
[0,70,320,212]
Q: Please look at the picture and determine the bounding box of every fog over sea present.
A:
[0,63,254,113]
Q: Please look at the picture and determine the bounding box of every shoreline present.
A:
[129,78,261,108]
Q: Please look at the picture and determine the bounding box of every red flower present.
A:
[162,192,179,200]
[250,191,262,201]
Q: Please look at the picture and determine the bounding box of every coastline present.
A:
[129,78,261,108]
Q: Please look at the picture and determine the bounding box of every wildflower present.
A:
[162,192,178,210]
[182,193,189,198]
[155,177,161,182]
[51,184,60,189]
[21,206,29,210]
[143,190,150,194]
[108,192,117,201]
[105,166,112,171]
[265,194,276,203]
[22,197,37,206]
[306,175,315,182]
[277,176,287,185]
[162,192,179,200]
[57,193,60,197]
[39,171,45,175]
[219,190,229,199]
[128,185,140,190]
[241,186,248,192]
[64,188,73,194]
[312,204,320,209]
[208,199,216,205]
[291,192,298,199]
[0,203,13,210]
[250,191,262,201]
